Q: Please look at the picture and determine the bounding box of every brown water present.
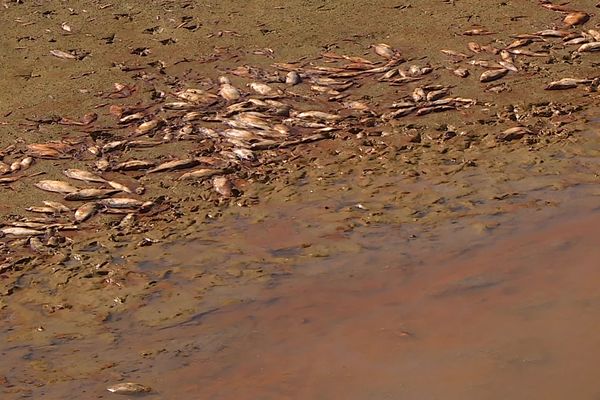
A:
[2,186,600,399]
[147,205,600,400]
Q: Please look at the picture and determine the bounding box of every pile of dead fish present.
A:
[0,0,598,253]
[439,2,599,92]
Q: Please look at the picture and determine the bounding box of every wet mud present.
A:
[1,0,600,398]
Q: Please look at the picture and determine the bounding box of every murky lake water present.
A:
[2,184,599,399]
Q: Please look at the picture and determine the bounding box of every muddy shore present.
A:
[1,0,600,398]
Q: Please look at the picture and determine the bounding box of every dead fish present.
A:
[213,176,234,197]
[295,111,342,121]
[545,78,590,90]
[64,189,119,201]
[468,60,504,69]
[588,30,600,41]
[107,181,133,193]
[480,69,508,83]
[416,105,455,116]
[506,38,532,49]
[453,67,470,78]
[183,111,202,122]
[412,87,426,102]
[407,65,432,77]
[1,227,44,237]
[175,89,219,104]
[343,100,371,111]
[535,29,569,37]
[95,159,110,172]
[564,37,589,45]
[467,42,482,53]
[74,202,98,222]
[498,61,518,72]
[88,146,100,156]
[117,213,135,229]
[499,49,514,62]
[63,169,106,183]
[379,68,399,80]
[541,3,575,12]
[426,89,448,102]
[114,160,155,171]
[118,112,145,124]
[134,119,161,135]
[232,148,256,161]
[106,383,151,395]
[390,101,416,109]
[128,140,163,149]
[381,107,416,120]
[35,180,79,194]
[372,43,396,59]
[577,42,600,52]
[26,206,58,214]
[285,71,301,85]
[5,221,49,229]
[507,49,549,57]
[178,168,226,181]
[440,49,470,59]
[0,162,10,175]
[147,158,199,173]
[463,28,494,36]
[20,157,34,170]
[163,102,195,110]
[222,129,257,141]
[29,237,50,253]
[43,201,71,212]
[250,82,280,96]
[498,126,532,141]
[310,85,339,95]
[232,112,271,130]
[272,123,291,136]
[50,49,76,59]
[26,143,69,159]
[564,12,589,26]
[219,84,241,101]
[176,125,194,140]
[102,141,128,153]
[99,198,143,208]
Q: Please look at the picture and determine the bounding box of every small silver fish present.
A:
[74,202,98,222]
[219,84,241,101]
[178,168,226,180]
[99,198,143,208]
[146,159,199,174]
[114,160,155,171]
[64,189,119,201]
[285,71,301,85]
[26,206,58,214]
[577,42,600,52]
[106,382,151,395]
[372,43,396,59]
[134,119,161,135]
[1,227,44,236]
[63,169,106,183]
[480,69,508,83]
[498,126,532,141]
[107,181,133,193]
[35,180,79,194]
[213,176,234,197]
[43,201,71,212]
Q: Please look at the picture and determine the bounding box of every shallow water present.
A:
[2,184,599,399]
